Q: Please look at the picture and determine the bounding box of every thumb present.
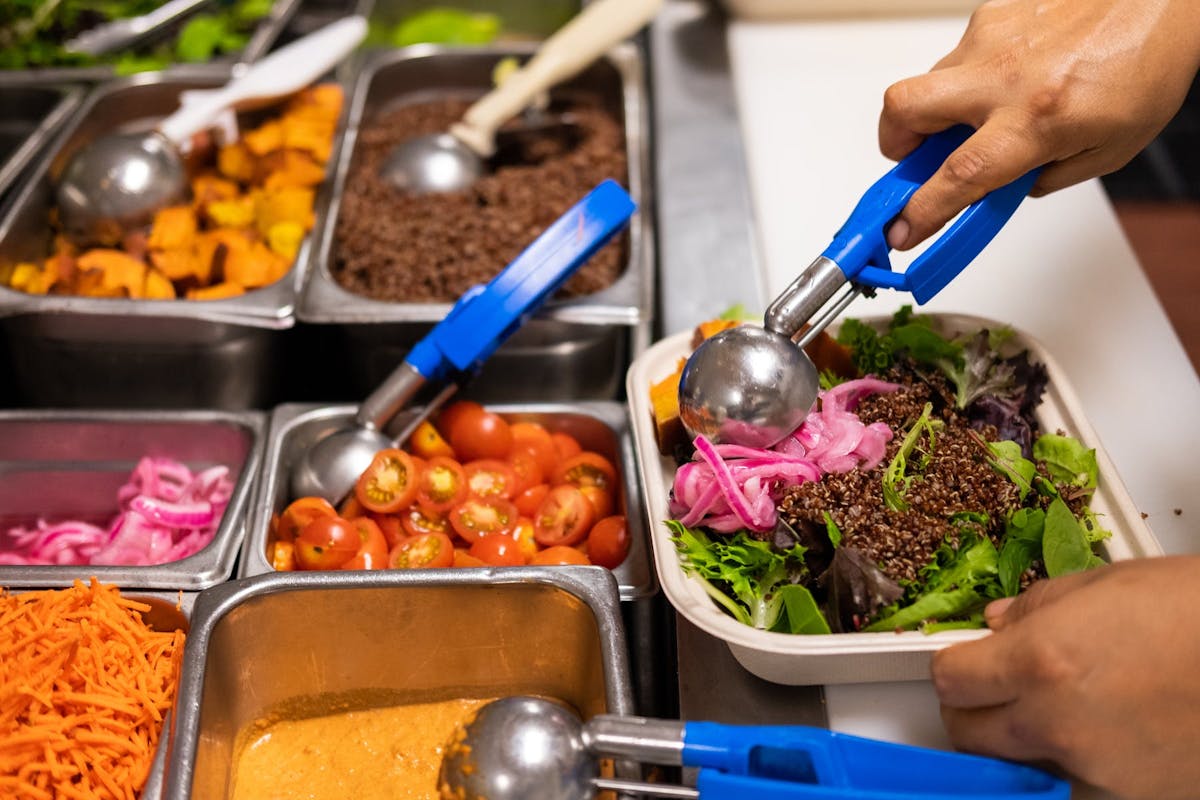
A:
[985,567,1107,631]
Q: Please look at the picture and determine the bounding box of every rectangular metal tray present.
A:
[163,568,634,799]
[626,313,1164,685]
[241,401,657,600]
[0,409,265,589]
[0,0,302,86]
[0,85,84,204]
[0,73,342,407]
[296,44,653,399]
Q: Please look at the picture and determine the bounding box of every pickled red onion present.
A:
[1,457,234,567]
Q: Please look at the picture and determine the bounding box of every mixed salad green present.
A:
[667,308,1111,635]
[0,0,272,72]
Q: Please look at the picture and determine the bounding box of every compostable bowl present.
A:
[298,45,653,401]
[0,409,264,589]
[162,568,633,799]
[241,401,657,600]
[626,313,1164,685]
[0,73,343,407]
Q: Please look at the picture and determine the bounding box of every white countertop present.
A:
[719,11,1200,789]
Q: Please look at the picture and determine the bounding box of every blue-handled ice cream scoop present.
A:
[677,126,1039,448]
[439,696,1070,800]
[290,179,635,503]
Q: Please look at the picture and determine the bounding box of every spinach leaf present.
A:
[1043,497,1095,578]
[998,507,1045,596]
[1033,434,1099,492]
[776,585,832,635]
[985,439,1037,499]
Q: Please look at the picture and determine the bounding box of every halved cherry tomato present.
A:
[294,515,360,570]
[371,513,407,549]
[437,401,484,439]
[448,406,512,462]
[401,505,452,538]
[449,497,518,544]
[514,483,551,517]
[510,516,539,561]
[416,456,468,513]
[533,485,596,548]
[551,432,583,463]
[531,545,591,566]
[464,459,519,499]
[586,515,631,569]
[506,449,544,496]
[579,485,614,519]
[469,534,527,566]
[554,452,618,493]
[453,548,488,567]
[389,532,454,569]
[355,449,421,513]
[510,422,559,477]
[338,494,367,519]
[271,540,296,571]
[340,517,389,570]
[276,497,337,542]
[407,420,456,460]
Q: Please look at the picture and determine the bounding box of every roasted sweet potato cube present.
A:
[206,195,256,229]
[243,121,284,157]
[261,150,328,189]
[281,119,335,163]
[217,141,258,183]
[254,187,314,237]
[650,358,688,456]
[143,268,177,299]
[8,262,49,294]
[147,206,197,251]
[77,249,147,298]
[151,248,207,285]
[187,281,245,301]
[266,220,305,261]
[192,173,240,207]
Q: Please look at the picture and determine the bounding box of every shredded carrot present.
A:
[0,580,186,800]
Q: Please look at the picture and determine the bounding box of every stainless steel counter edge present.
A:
[648,1,829,727]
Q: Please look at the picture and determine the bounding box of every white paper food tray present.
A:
[720,0,982,20]
[626,313,1163,685]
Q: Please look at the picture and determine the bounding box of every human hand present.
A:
[879,0,1200,250]
[932,556,1200,800]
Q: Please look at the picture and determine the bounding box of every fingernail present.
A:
[887,218,910,249]
[984,597,1015,626]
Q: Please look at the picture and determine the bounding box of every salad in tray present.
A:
[650,307,1109,636]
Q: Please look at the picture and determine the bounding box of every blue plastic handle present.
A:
[403,179,636,381]
[820,126,1039,303]
[683,722,1070,800]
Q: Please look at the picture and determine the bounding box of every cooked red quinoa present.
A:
[332,97,627,302]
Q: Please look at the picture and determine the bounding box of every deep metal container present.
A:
[0,73,343,407]
[0,0,302,87]
[0,409,264,589]
[298,45,654,401]
[0,85,84,204]
[163,568,634,799]
[241,401,657,600]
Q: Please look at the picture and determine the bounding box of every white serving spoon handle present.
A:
[450,0,663,157]
[158,15,366,145]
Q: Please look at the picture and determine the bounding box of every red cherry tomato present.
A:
[370,513,407,549]
[453,548,488,567]
[416,456,468,513]
[514,483,551,517]
[276,497,336,542]
[531,545,591,566]
[340,517,389,570]
[388,532,454,569]
[406,420,457,460]
[468,534,527,566]
[294,515,360,570]
[337,494,367,520]
[586,515,631,569]
[533,485,596,548]
[400,505,452,538]
[550,432,583,463]
[464,459,519,499]
[506,449,544,496]
[272,540,296,571]
[355,448,421,513]
[510,516,539,561]
[553,452,618,493]
[509,422,559,477]
[579,485,614,519]
[437,401,484,439]
[448,406,513,462]
[449,497,518,544]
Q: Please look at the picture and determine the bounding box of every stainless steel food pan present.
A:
[163,567,634,800]
[297,45,654,396]
[0,72,342,407]
[0,0,301,87]
[0,409,264,589]
[0,85,84,204]
[241,401,657,600]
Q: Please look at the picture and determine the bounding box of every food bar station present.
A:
[0,1,1197,799]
